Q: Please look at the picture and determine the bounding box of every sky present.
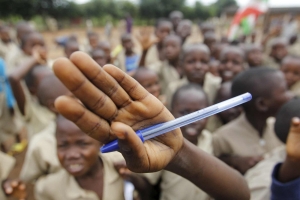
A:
[72,0,300,7]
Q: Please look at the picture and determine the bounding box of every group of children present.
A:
[1,10,300,200]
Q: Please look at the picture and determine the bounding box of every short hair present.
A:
[155,18,172,29]
[282,55,300,65]
[90,48,105,58]
[231,68,279,111]
[171,83,208,109]
[121,33,132,42]
[220,46,245,60]
[270,37,288,47]
[203,31,217,40]
[64,40,79,50]
[20,32,42,49]
[87,31,98,38]
[244,44,262,55]
[275,98,300,143]
[163,34,182,46]
[133,67,157,82]
[180,43,210,63]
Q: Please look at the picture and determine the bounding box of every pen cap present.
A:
[100,130,145,153]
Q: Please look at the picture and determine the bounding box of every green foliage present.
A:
[213,0,237,16]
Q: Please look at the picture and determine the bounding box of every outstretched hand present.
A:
[53,52,183,172]
[3,179,26,200]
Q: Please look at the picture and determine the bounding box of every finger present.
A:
[5,187,12,194]
[290,117,300,134]
[55,96,114,143]
[11,181,18,187]
[70,52,132,107]
[18,183,26,190]
[104,65,149,101]
[111,122,149,173]
[53,57,118,120]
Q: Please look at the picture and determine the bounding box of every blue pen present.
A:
[101,93,252,153]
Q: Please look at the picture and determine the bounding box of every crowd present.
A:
[1,10,300,200]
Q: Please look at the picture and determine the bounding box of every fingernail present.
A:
[5,187,12,194]
[115,131,126,140]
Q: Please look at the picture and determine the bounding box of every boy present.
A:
[219,46,246,82]
[150,34,182,94]
[85,31,99,53]
[199,22,215,37]
[35,115,125,200]
[245,44,263,68]
[20,75,71,183]
[169,10,183,32]
[116,33,140,73]
[176,19,193,47]
[91,49,107,67]
[213,68,292,174]
[97,41,112,63]
[264,37,289,69]
[280,55,300,96]
[52,51,250,200]
[143,84,213,200]
[64,40,79,58]
[144,19,172,66]
[203,31,217,57]
[0,25,18,62]
[15,22,35,44]
[209,60,220,77]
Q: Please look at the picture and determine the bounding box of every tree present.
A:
[194,1,210,20]
[213,0,237,16]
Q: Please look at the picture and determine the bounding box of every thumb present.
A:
[111,122,149,172]
[290,117,300,134]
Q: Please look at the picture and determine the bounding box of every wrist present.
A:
[278,157,300,183]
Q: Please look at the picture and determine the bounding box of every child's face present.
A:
[155,23,172,42]
[137,71,160,98]
[0,28,11,43]
[176,23,192,39]
[281,59,300,88]
[219,50,244,82]
[204,36,217,53]
[172,90,208,143]
[89,35,99,49]
[92,50,107,67]
[183,48,210,84]
[247,47,263,67]
[23,34,46,55]
[65,43,79,58]
[122,38,134,53]
[209,61,220,77]
[56,118,100,177]
[271,43,288,62]
[163,38,181,61]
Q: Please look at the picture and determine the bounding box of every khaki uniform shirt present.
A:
[0,152,15,200]
[205,115,224,133]
[143,130,213,200]
[290,80,300,97]
[263,55,280,70]
[0,41,18,62]
[35,154,125,200]
[245,146,285,200]
[5,48,31,74]
[145,44,161,67]
[289,42,300,56]
[213,113,283,157]
[20,120,61,183]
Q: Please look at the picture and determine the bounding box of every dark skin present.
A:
[134,69,161,99]
[22,33,47,56]
[56,116,104,199]
[91,49,107,67]
[97,41,112,63]
[52,52,250,200]
[246,46,263,67]
[209,60,220,77]
[88,34,99,50]
[16,23,34,42]
[176,20,192,44]
[2,179,27,200]
[121,35,135,56]
[0,27,11,44]
[281,57,300,88]
[155,22,173,61]
[183,46,210,86]
[163,36,181,71]
[270,41,288,63]
[169,11,183,31]
[172,89,208,145]
[64,42,79,58]
[204,33,217,54]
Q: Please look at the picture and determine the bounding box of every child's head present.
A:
[281,55,300,88]
[16,21,35,42]
[209,60,220,77]
[169,10,183,31]
[64,40,79,58]
[245,44,263,68]
[0,25,11,43]
[37,74,71,113]
[199,22,215,36]
[176,19,192,40]
[133,67,160,98]
[215,82,242,124]
[171,84,209,144]
[87,31,99,50]
[121,33,134,55]
[97,41,111,63]
[274,98,300,143]
[270,37,288,63]
[219,46,245,82]
[232,68,293,117]
[155,19,173,43]
[181,44,210,85]
[163,35,182,62]
[25,65,52,95]
[91,49,107,67]
[20,32,45,55]
[56,115,101,177]
[203,31,217,54]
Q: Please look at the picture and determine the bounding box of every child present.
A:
[245,44,263,68]
[169,10,183,32]
[85,31,99,53]
[206,82,242,133]
[150,34,182,95]
[144,19,172,66]
[264,37,289,69]
[176,19,192,46]
[219,46,246,82]
[91,49,107,67]
[97,41,112,63]
[143,84,213,200]
[116,33,140,73]
[64,40,79,58]
[51,51,250,200]
[213,68,292,174]
[280,55,300,97]
[15,22,35,44]
[209,60,220,77]
[166,44,221,106]
[199,22,215,37]
[203,31,217,56]
[35,115,125,200]
[20,75,71,183]
[0,25,18,62]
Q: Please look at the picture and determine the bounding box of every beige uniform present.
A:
[0,152,16,200]
[5,48,31,74]
[35,154,125,200]
[205,115,224,133]
[0,41,18,62]
[290,80,300,97]
[263,55,280,69]
[143,130,213,200]
[245,146,285,200]
[20,120,60,183]
[165,72,222,107]
[145,44,161,67]
[289,42,300,56]
[213,113,283,157]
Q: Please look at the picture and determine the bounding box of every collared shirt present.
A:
[213,113,283,157]
[35,154,125,200]
[0,152,15,200]
[143,130,213,200]
[245,146,285,200]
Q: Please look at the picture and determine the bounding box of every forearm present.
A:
[138,49,148,67]
[278,157,300,183]
[9,57,37,81]
[165,140,250,200]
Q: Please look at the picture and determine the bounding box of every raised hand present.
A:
[53,52,183,173]
[286,117,300,161]
[3,179,27,200]
[136,28,158,51]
